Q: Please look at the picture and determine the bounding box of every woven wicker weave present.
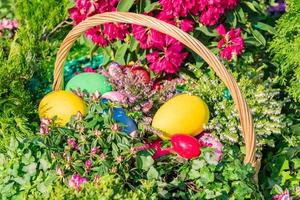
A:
[52,12,257,167]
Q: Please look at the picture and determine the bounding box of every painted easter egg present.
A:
[102,91,125,103]
[123,65,150,84]
[38,90,87,126]
[112,107,138,136]
[171,134,201,159]
[152,94,209,140]
[65,73,112,94]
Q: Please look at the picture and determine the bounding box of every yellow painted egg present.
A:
[38,90,87,126]
[152,94,209,140]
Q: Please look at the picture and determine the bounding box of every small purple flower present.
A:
[85,160,92,169]
[268,0,286,14]
[91,147,99,156]
[68,173,88,192]
[273,189,291,200]
[67,138,77,149]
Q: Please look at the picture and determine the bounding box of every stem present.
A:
[41,19,72,40]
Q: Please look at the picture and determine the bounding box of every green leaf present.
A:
[136,155,154,171]
[22,163,37,177]
[147,166,158,179]
[243,2,259,12]
[117,0,135,12]
[236,7,246,24]
[252,29,266,46]
[196,25,218,37]
[189,169,201,179]
[255,22,275,34]
[114,44,128,65]
[199,167,214,185]
[192,159,205,170]
[292,158,300,169]
[144,2,160,13]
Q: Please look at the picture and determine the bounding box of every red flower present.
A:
[216,24,244,60]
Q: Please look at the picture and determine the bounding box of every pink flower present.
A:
[85,26,108,47]
[216,24,244,60]
[12,20,18,28]
[159,0,197,17]
[40,123,49,135]
[273,189,291,200]
[40,118,51,135]
[67,138,78,149]
[67,156,73,162]
[94,175,100,184]
[103,23,129,41]
[132,25,154,49]
[56,168,64,176]
[1,18,14,29]
[69,0,126,47]
[90,147,99,156]
[180,19,194,32]
[68,173,88,192]
[112,123,119,132]
[146,41,188,74]
[85,160,92,169]
[200,6,224,26]
[142,101,153,113]
[83,66,97,73]
[197,132,223,161]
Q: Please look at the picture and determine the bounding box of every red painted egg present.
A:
[148,140,172,159]
[123,65,150,84]
[131,67,150,84]
[171,134,201,159]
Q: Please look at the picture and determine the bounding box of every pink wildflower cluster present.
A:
[0,18,18,31]
[159,0,239,26]
[197,132,223,161]
[68,173,88,192]
[69,0,128,46]
[273,189,291,200]
[216,24,244,60]
[40,118,51,135]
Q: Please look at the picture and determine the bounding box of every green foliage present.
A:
[0,0,72,151]
[0,137,56,199]
[269,0,300,101]
[259,121,300,199]
[185,64,285,151]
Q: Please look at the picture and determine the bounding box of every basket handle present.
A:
[53,12,256,166]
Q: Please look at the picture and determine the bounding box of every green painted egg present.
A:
[65,73,112,94]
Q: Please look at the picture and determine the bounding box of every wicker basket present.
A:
[52,12,257,168]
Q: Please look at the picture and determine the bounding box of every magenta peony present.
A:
[216,24,244,60]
